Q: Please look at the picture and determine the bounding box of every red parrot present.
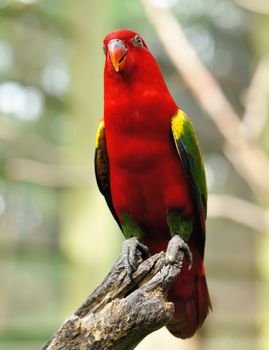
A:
[95,29,211,339]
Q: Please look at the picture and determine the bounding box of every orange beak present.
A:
[108,39,127,72]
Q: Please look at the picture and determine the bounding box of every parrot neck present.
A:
[104,52,178,119]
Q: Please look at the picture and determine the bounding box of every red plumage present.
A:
[99,29,211,338]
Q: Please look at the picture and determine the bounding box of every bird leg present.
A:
[165,234,192,270]
[122,237,150,278]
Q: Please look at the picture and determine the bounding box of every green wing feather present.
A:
[171,110,207,256]
[94,120,121,228]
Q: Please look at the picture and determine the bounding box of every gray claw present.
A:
[122,237,150,277]
[165,234,192,270]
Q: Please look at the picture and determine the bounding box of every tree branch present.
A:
[5,158,90,188]
[234,0,269,15]
[42,252,181,350]
[208,194,269,232]
[241,55,269,140]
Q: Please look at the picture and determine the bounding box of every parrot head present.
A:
[103,29,150,74]
[103,29,176,117]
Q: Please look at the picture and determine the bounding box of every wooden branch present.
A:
[234,0,269,15]
[241,55,269,140]
[208,193,269,232]
[42,252,181,350]
[5,158,90,188]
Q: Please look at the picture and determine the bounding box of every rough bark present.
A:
[42,252,182,350]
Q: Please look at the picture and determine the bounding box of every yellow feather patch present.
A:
[95,120,105,148]
[171,109,186,141]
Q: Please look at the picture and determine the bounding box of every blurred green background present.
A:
[0,0,269,349]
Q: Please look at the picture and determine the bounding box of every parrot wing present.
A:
[171,110,207,257]
[94,120,121,228]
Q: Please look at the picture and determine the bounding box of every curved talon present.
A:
[165,234,192,270]
[122,237,150,278]
[136,241,150,256]
[181,241,193,270]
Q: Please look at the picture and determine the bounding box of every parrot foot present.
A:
[122,237,150,278]
[165,234,192,270]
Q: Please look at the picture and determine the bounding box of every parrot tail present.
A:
[166,249,211,339]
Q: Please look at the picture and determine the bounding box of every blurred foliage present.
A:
[0,0,268,349]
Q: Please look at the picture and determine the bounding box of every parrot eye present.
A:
[131,35,144,48]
